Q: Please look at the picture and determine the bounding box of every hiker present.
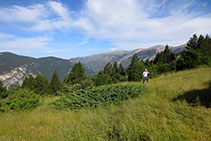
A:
[142,69,150,84]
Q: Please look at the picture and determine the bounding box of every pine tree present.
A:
[28,75,35,90]
[50,70,62,94]
[128,54,142,81]
[67,62,86,84]
[34,74,49,95]
[22,75,35,90]
[103,62,113,76]
[63,75,68,84]
[113,61,118,75]
[186,34,198,50]
[118,63,125,76]
[0,80,7,98]
[154,45,175,64]
[22,76,30,88]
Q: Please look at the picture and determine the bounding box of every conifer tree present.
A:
[34,74,49,95]
[0,80,7,98]
[186,34,198,50]
[22,75,35,90]
[50,70,62,94]
[113,62,118,74]
[67,62,86,84]
[103,62,113,76]
[154,45,175,64]
[63,75,68,84]
[128,54,143,81]
[28,75,35,90]
[118,63,125,76]
[22,76,30,88]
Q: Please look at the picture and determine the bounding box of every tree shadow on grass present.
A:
[173,80,211,108]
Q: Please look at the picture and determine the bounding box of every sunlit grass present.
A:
[0,67,211,140]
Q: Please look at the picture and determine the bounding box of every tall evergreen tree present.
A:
[113,61,118,75]
[50,70,62,94]
[103,62,113,76]
[186,34,198,50]
[67,62,86,84]
[118,63,126,76]
[22,75,35,90]
[22,76,30,88]
[154,45,175,64]
[34,74,49,95]
[128,54,143,81]
[63,75,68,84]
[0,80,7,98]
[28,75,35,90]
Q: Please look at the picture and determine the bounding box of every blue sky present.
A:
[0,0,211,59]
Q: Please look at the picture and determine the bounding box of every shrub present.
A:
[0,89,40,112]
[51,84,148,110]
[92,74,113,86]
[58,78,94,95]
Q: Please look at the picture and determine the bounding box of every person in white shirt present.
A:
[142,69,150,84]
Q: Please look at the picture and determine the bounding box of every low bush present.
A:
[0,89,40,112]
[51,84,148,110]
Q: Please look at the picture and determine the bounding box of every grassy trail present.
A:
[0,67,211,140]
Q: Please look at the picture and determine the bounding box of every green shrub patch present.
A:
[0,89,40,112]
[51,84,148,110]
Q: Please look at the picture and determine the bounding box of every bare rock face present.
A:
[0,53,76,88]
[0,65,35,88]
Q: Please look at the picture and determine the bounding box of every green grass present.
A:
[0,67,211,140]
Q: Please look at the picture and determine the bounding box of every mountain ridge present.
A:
[70,44,186,73]
[0,44,186,87]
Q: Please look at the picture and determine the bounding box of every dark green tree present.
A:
[154,45,175,64]
[112,61,118,75]
[67,62,86,84]
[93,73,112,86]
[22,76,30,89]
[22,75,35,90]
[128,54,144,81]
[176,49,200,70]
[118,63,126,76]
[34,74,49,95]
[63,75,68,84]
[0,81,7,99]
[50,70,62,94]
[103,62,113,76]
[186,34,198,50]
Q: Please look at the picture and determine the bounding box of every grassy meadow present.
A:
[0,67,211,140]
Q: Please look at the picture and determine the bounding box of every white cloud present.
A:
[75,0,211,49]
[0,33,14,40]
[0,36,51,50]
[79,40,88,45]
[0,4,46,22]
[0,1,72,31]
[0,0,211,50]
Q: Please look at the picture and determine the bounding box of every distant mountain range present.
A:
[70,44,186,73]
[0,52,94,88]
[0,44,185,88]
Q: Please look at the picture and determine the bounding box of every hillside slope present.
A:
[70,44,185,73]
[0,67,210,140]
[0,52,94,88]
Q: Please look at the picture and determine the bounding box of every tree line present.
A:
[0,34,211,98]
